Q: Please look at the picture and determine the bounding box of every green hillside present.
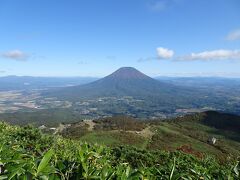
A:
[60,112,240,162]
[0,122,239,179]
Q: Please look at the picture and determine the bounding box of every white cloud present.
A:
[226,29,240,41]
[1,50,29,60]
[156,47,174,59]
[137,47,174,62]
[180,49,240,61]
[138,48,240,63]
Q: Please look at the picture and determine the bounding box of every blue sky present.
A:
[0,0,240,77]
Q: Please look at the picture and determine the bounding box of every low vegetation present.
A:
[0,122,239,179]
[58,112,240,163]
[93,116,146,131]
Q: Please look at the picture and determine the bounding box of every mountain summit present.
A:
[94,67,160,89]
[106,67,150,80]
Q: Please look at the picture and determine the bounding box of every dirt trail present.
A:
[83,120,96,131]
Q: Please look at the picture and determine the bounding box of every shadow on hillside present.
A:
[201,111,240,138]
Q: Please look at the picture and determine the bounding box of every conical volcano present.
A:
[48,67,193,105]
[94,67,162,88]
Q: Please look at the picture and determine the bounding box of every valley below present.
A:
[1,89,239,126]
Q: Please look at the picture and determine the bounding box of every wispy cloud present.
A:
[0,70,6,73]
[226,29,240,41]
[1,50,29,61]
[138,47,174,62]
[178,49,240,61]
[157,47,174,59]
[139,48,240,62]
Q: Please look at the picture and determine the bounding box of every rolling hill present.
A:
[60,111,240,161]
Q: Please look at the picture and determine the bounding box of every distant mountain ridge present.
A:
[0,76,97,91]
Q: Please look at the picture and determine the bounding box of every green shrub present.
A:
[0,122,239,179]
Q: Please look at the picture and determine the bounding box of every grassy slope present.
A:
[61,113,240,162]
[1,122,239,179]
[77,122,240,161]
[63,116,149,148]
[148,120,240,161]
[80,131,147,149]
[1,110,239,161]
